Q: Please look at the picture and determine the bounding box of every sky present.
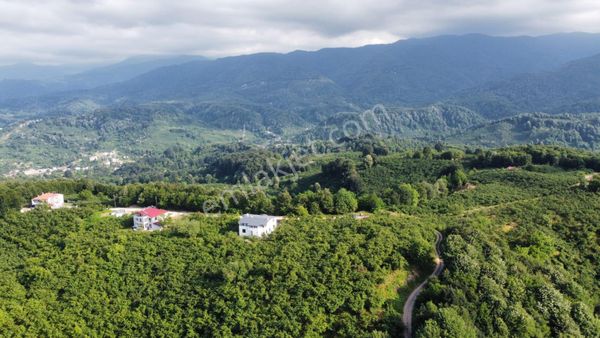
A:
[1,0,600,65]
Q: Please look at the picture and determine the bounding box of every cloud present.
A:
[0,0,599,64]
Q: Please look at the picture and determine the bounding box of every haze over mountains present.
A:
[3,33,600,172]
[3,33,600,117]
[0,55,205,100]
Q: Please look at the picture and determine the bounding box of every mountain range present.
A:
[0,55,205,101]
[2,33,600,172]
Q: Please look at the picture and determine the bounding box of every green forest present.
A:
[0,144,599,337]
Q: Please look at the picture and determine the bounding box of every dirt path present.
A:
[402,231,444,338]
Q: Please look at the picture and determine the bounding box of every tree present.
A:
[415,181,436,202]
[422,146,433,159]
[358,193,385,212]
[276,190,293,214]
[363,154,374,169]
[334,188,358,214]
[316,188,335,214]
[448,170,468,190]
[416,307,477,338]
[322,159,363,192]
[588,177,600,192]
[0,187,22,213]
[249,191,273,214]
[434,177,449,197]
[397,184,419,207]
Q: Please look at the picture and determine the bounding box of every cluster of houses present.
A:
[30,192,281,237]
[128,207,282,237]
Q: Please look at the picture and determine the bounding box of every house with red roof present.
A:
[31,192,64,209]
[133,207,168,231]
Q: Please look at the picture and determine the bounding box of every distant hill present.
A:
[4,33,600,171]
[6,33,600,122]
[447,113,600,149]
[0,55,206,101]
[0,79,56,100]
[454,53,600,117]
[0,63,90,81]
[302,104,484,140]
[64,55,207,89]
[91,33,600,112]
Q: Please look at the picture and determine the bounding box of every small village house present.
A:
[238,214,280,237]
[133,207,168,231]
[31,193,64,209]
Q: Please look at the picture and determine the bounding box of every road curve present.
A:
[402,230,444,338]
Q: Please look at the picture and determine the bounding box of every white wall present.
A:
[238,218,278,237]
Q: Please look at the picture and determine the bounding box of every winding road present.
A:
[402,230,444,338]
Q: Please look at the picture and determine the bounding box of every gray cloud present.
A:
[0,0,599,64]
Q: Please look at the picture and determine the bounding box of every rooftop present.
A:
[239,214,277,226]
[137,207,168,218]
[33,192,62,201]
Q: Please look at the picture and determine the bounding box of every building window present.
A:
[242,229,246,233]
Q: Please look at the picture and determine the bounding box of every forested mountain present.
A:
[303,104,485,141]
[455,53,600,117]
[4,34,600,173]
[63,55,207,90]
[448,113,600,149]
[70,33,600,113]
[5,33,600,120]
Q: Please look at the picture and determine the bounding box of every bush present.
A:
[358,193,385,212]
[334,188,358,214]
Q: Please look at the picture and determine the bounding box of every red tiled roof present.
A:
[137,207,167,218]
[33,192,62,201]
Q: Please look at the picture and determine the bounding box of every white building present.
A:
[133,207,168,231]
[31,193,64,209]
[238,214,280,237]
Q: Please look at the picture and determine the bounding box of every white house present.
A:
[238,214,280,237]
[31,193,64,209]
[133,207,168,231]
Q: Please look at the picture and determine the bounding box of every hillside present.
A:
[78,34,600,115]
[448,113,600,149]
[0,105,250,173]
[6,33,600,121]
[455,54,600,117]
[4,34,600,174]
[302,104,484,141]
[0,56,206,102]
[7,106,600,176]
[0,146,599,336]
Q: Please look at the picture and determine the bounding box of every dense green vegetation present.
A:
[0,106,251,171]
[415,192,600,337]
[1,143,599,337]
[449,113,600,149]
[0,208,435,337]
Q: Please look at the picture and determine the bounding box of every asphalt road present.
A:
[402,230,445,338]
